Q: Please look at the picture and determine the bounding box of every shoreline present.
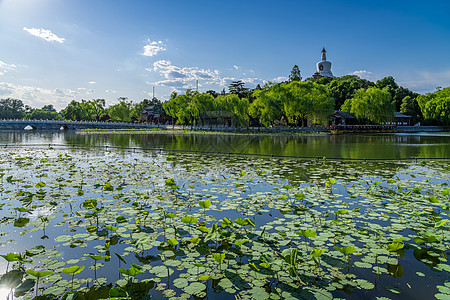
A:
[77,125,450,136]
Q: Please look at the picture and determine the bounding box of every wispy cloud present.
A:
[105,89,117,93]
[272,76,288,83]
[398,69,450,94]
[88,81,96,85]
[149,60,221,88]
[142,39,166,57]
[0,81,76,110]
[350,70,374,80]
[147,60,266,92]
[233,65,239,70]
[23,27,65,43]
[0,60,16,75]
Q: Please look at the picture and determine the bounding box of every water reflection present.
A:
[0,130,448,159]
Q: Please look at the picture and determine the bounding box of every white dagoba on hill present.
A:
[313,48,334,79]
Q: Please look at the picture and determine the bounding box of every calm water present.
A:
[0,130,449,159]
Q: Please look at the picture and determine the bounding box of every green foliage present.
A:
[212,253,225,264]
[250,81,333,127]
[295,229,317,238]
[400,95,422,124]
[215,94,249,127]
[334,246,356,255]
[62,99,106,121]
[62,265,85,275]
[376,76,418,111]
[289,65,302,82]
[249,83,284,127]
[0,98,25,119]
[25,270,54,278]
[108,97,133,122]
[25,105,62,120]
[181,215,198,224]
[387,242,404,252]
[342,87,395,124]
[326,75,375,109]
[417,87,450,125]
[198,200,211,209]
[162,90,214,126]
[228,80,249,98]
[119,265,143,276]
[310,248,326,258]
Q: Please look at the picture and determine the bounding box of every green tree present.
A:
[417,87,450,125]
[249,83,284,127]
[228,80,249,98]
[26,105,62,120]
[289,65,302,82]
[205,90,218,98]
[282,81,333,126]
[108,98,133,122]
[162,90,211,127]
[163,92,179,127]
[327,75,375,110]
[90,99,106,121]
[376,76,418,111]
[215,94,249,127]
[0,98,25,119]
[62,99,106,121]
[62,100,91,121]
[400,96,422,124]
[341,87,395,124]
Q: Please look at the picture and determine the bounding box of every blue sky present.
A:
[0,0,449,110]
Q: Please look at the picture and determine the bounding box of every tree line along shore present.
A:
[1,68,449,127]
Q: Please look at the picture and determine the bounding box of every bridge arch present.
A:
[24,125,36,130]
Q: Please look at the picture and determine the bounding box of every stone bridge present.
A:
[0,119,160,130]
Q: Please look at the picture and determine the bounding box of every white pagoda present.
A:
[313,48,334,79]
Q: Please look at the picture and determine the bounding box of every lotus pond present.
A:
[0,145,449,300]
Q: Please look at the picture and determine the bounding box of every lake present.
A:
[0,130,449,300]
[1,130,449,159]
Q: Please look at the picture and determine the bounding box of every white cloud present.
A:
[105,89,117,93]
[397,69,450,94]
[0,81,76,110]
[149,60,221,88]
[86,89,94,95]
[272,76,288,83]
[88,81,96,85]
[23,27,65,43]
[0,60,16,75]
[350,70,374,80]
[142,39,166,57]
[147,60,265,94]
[233,65,239,70]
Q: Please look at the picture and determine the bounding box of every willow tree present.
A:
[249,83,284,127]
[162,90,214,127]
[108,98,133,122]
[341,87,395,124]
[194,93,214,125]
[163,92,179,128]
[215,94,249,127]
[282,81,333,126]
[417,87,450,125]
